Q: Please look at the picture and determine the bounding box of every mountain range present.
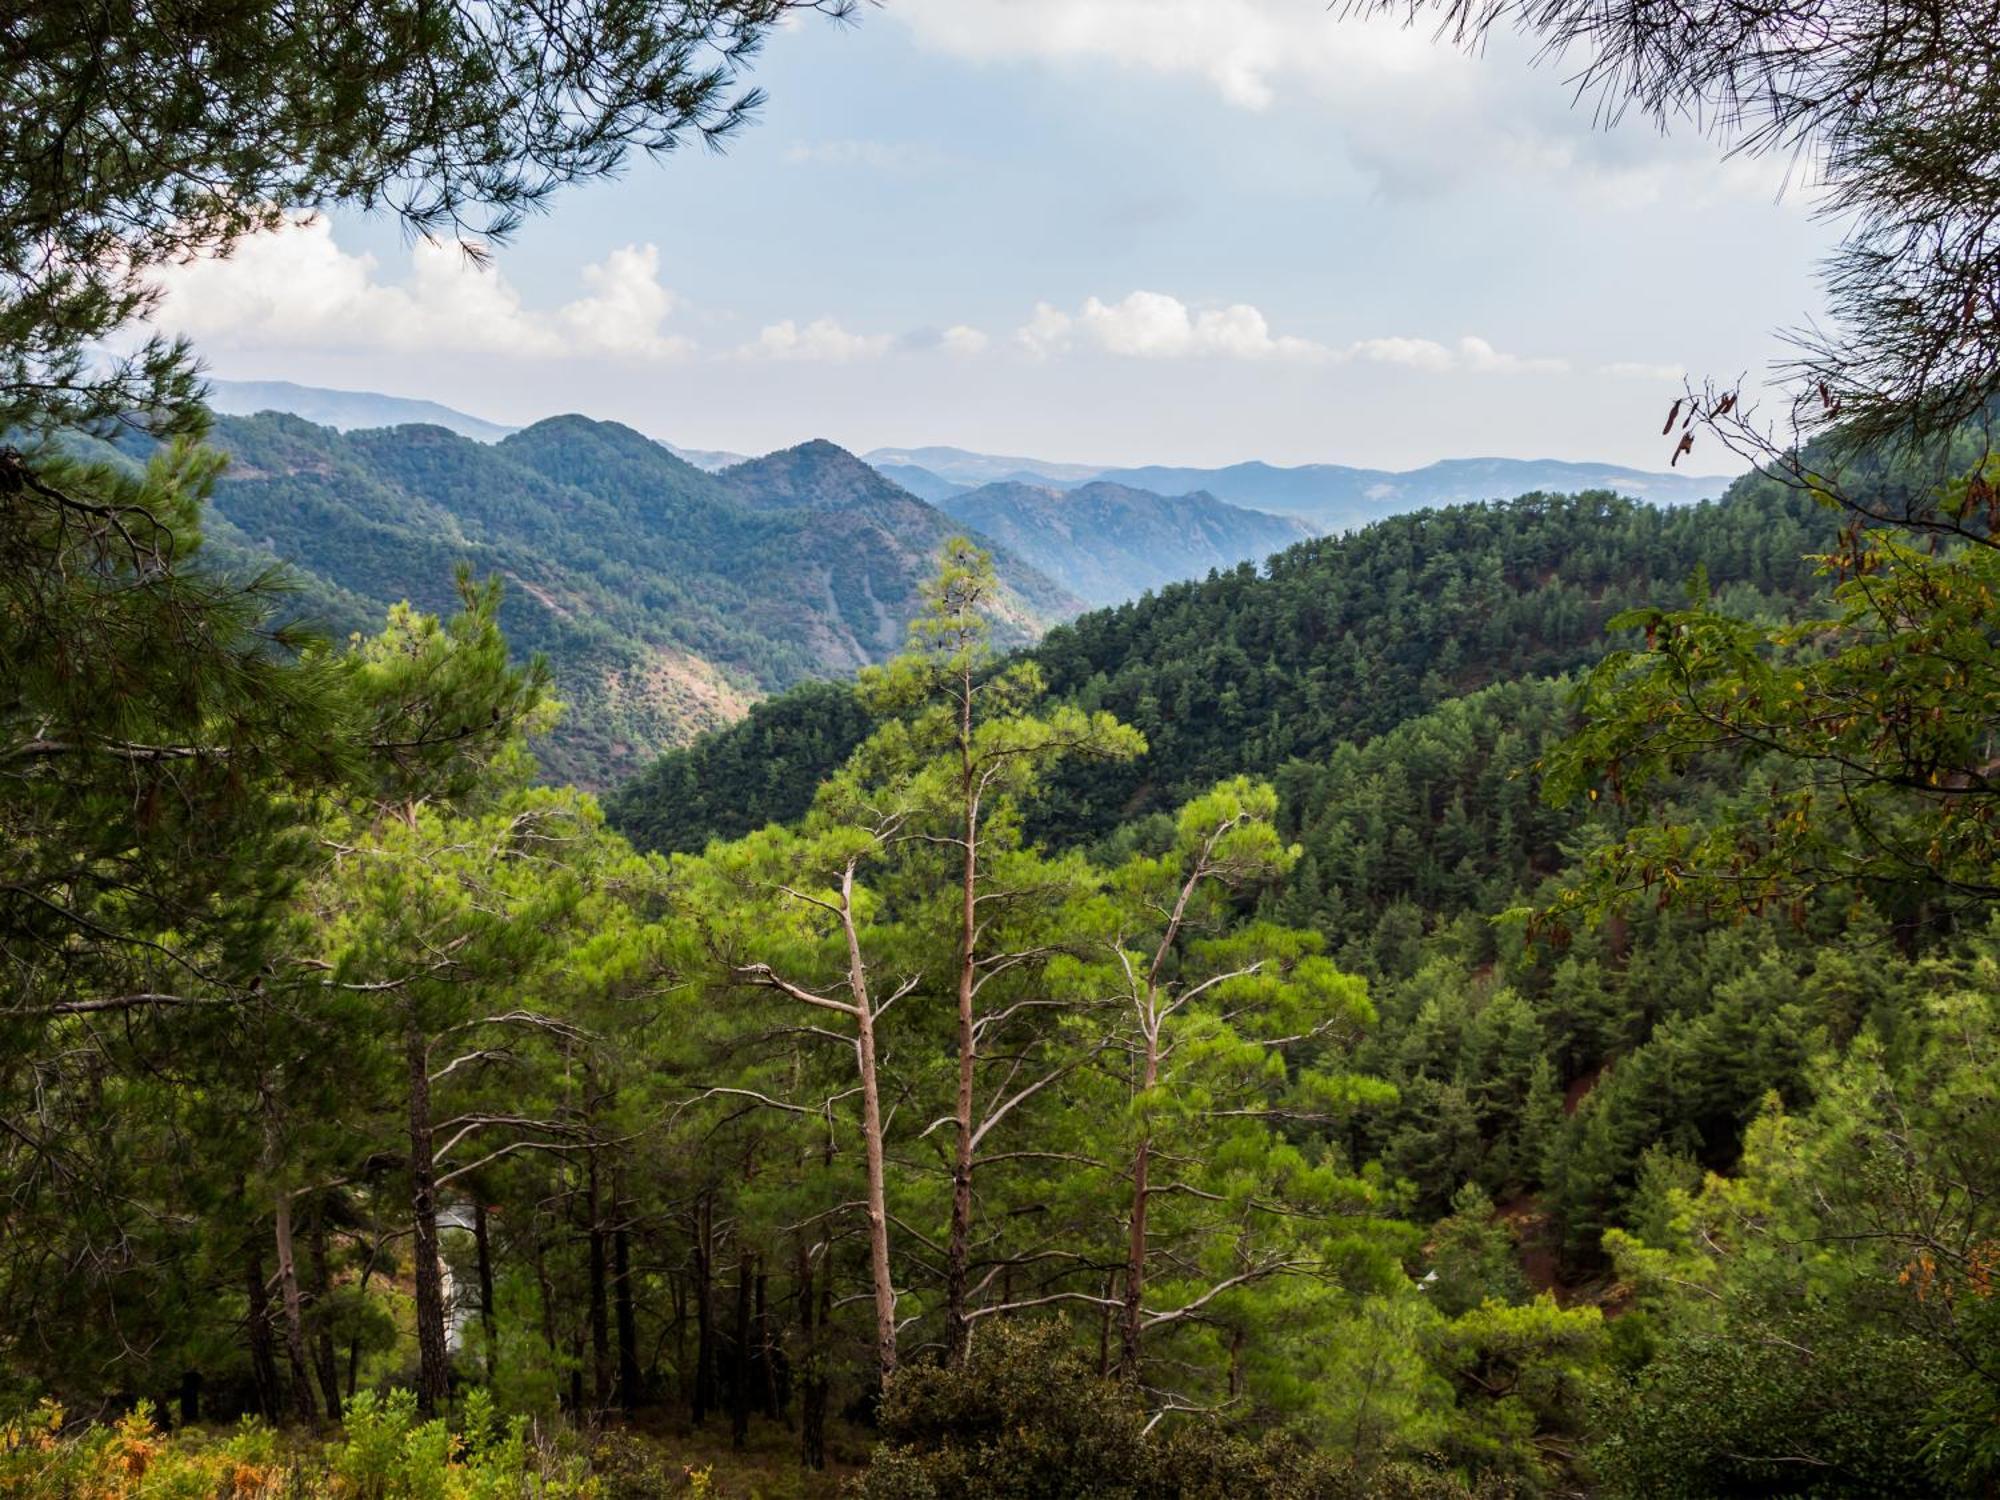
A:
[871,451,1736,531]
[180,381,1747,783]
[183,414,1077,786]
[205,381,1734,529]
[936,480,1313,606]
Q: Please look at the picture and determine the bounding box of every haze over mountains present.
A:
[207,379,1736,530]
[872,449,1733,532]
[939,480,1313,606]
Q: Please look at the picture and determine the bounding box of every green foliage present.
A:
[853,1323,1505,1500]
[0,1393,593,1498]
[616,485,1834,854]
[1592,965,2000,1494]
[1426,1186,1530,1318]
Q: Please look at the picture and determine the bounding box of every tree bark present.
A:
[614,1188,641,1411]
[1120,1020,1161,1382]
[797,1239,825,1471]
[854,994,898,1384]
[757,1263,783,1423]
[944,669,979,1366]
[271,1182,319,1425]
[586,1153,611,1410]
[306,1198,343,1421]
[260,1101,318,1428]
[474,1198,498,1386]
[405,1022,451,1416]
[243,1242,282,1422]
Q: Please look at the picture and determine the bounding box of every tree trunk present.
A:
[1120,1024,1161,1382]
[307,1198,343,1421]
[586,1154,612,1411]
[271,1182,319,1425]
[614,1194,641,1411]
[243,1243,282,1422]
[692,1196,714,1426]
[945,698,979,1367]
[178,1370,203,1427]
[731,1253,752,1448]
[405,1022,451,1416]
[474,1198,498,1386]
[854,999,898,1384]
[797,1240,825,1471]
[757,1263,784,1424]
[1097,1272,1115,1377]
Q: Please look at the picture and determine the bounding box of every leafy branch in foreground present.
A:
[1539,456,2000,932]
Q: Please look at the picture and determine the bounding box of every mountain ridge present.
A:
[938,478,1315,606]
[193,412,1078,786]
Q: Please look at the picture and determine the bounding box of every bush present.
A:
[849,1323,1511,1500]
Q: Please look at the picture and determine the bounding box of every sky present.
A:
[150,0,1842,472]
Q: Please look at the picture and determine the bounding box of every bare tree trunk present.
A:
[944,677,979,1366]
[474,1198,498,1386]
[271,1183,319,1425]
[1097,1272,1115,1377]
[243,1242,281,1422]
[855,997,898,1384]
[405,1023,450,1416]
[307,1198,343,1421]
[1120,1023,1161,1382]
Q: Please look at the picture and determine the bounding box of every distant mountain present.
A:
[663,441,752,472]
[203,378,516,441]
[939,480,1314,606]
[195,414,1078,786]
[1088,457,1734,530]
[864,444,1737,530]
[872,462,973,504]
[863,445,1104,485]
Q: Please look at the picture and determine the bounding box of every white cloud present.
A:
[1016,301,1075,358]
[745,317,895,362]
[890,0,1801,204]
[1350,336,1454,373]
[558,244,688,359]
[1018,293,1564,373]
[1347,333,1566,374]
[940,324,990,356]
[1019,290,1326,361]
[152,216,694,361]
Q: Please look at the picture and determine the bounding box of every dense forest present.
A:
[7,0,2000,1496]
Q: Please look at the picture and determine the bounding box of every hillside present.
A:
[937,478,1314,605]
[606,480,1834,853]
[199,413,1080,786]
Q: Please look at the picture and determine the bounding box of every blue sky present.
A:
[155,1,1838,470]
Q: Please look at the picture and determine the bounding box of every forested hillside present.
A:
[194,414,1079,785]
[609,480,1832,854]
